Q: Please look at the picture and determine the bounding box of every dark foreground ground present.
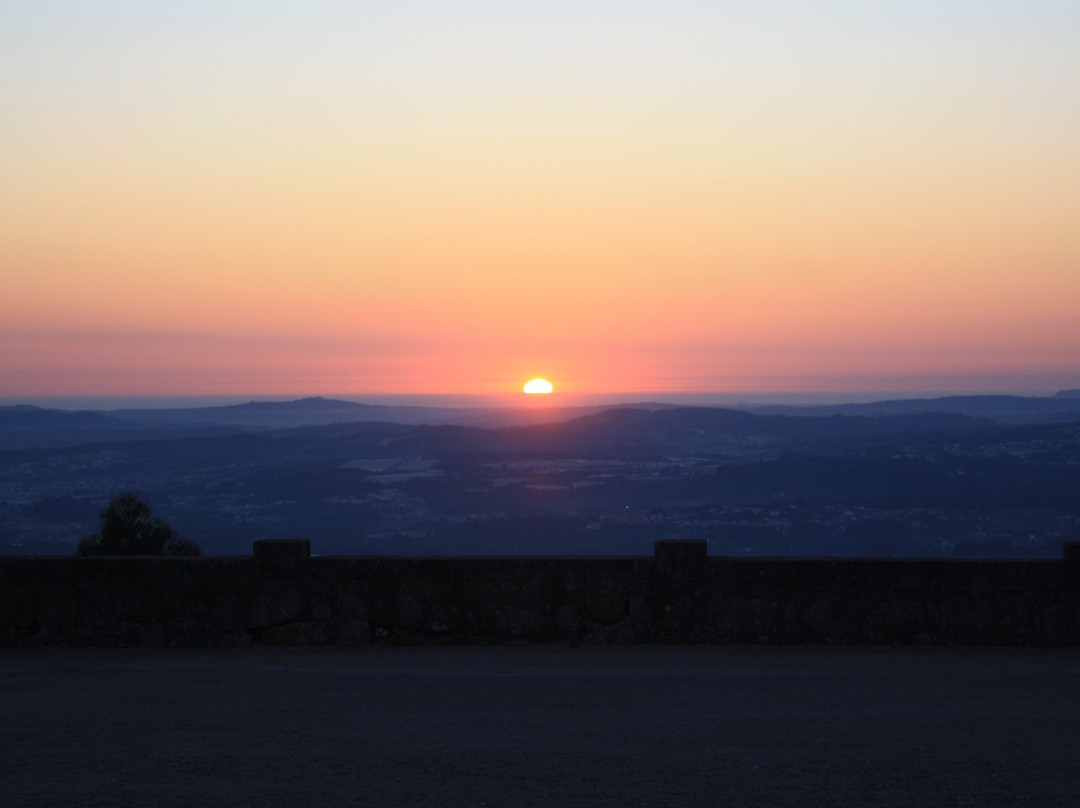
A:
[3,646,1079,807]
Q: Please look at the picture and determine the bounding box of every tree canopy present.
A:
[76,492,201,556]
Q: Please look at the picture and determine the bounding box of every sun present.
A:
[523,378,554,395]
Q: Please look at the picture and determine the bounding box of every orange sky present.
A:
[2,3,1079,399]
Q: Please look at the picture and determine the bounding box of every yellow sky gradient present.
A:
[2,3,1079,398]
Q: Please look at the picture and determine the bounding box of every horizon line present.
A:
[2,387,1078,412]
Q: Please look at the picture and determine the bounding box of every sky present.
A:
[3,1,1079,400]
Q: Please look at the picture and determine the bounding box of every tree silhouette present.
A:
[76,492,201,556]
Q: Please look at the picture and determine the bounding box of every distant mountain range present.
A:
[2,392,1079,451]
[749,393,1080,423]
[0,397,668,450]
[106,396,663,430]
[4,392,1079,558]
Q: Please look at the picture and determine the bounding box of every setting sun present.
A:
[3,4,1079,400]
[523,378,554,395]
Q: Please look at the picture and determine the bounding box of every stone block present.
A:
[249,587,307,630]
[556,604,582,634]
[494,604,546,638]
[396,594,425,631]
[261,622,313,646]
[583,620,636,645]
[584,589,627,624]
[337,619,371,645]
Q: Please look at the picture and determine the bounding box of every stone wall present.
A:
[2,540,1079,647]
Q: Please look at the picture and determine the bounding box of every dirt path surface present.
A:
[3,646,1080,807]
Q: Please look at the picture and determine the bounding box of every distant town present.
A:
[2,393,1079,558]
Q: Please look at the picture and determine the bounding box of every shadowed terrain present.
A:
[3,395,1079,557]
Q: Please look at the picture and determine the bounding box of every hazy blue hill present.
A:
[0,406,236,450]
[0,405,120,429]
[553,407,775,456]
[749,394,1080,424]
[107,396,665,430]
[2,419,416,467]
[111,396,426,428]
[382,407,768,459]
[526,407,982,452]
[644,406,978,441]
[1053,389,1080,399]
[379,406,982,460]
[0,397,668,450]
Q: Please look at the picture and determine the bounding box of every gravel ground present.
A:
[3,645,1080,807]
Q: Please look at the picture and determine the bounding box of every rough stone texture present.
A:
[2,541,1080,647]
